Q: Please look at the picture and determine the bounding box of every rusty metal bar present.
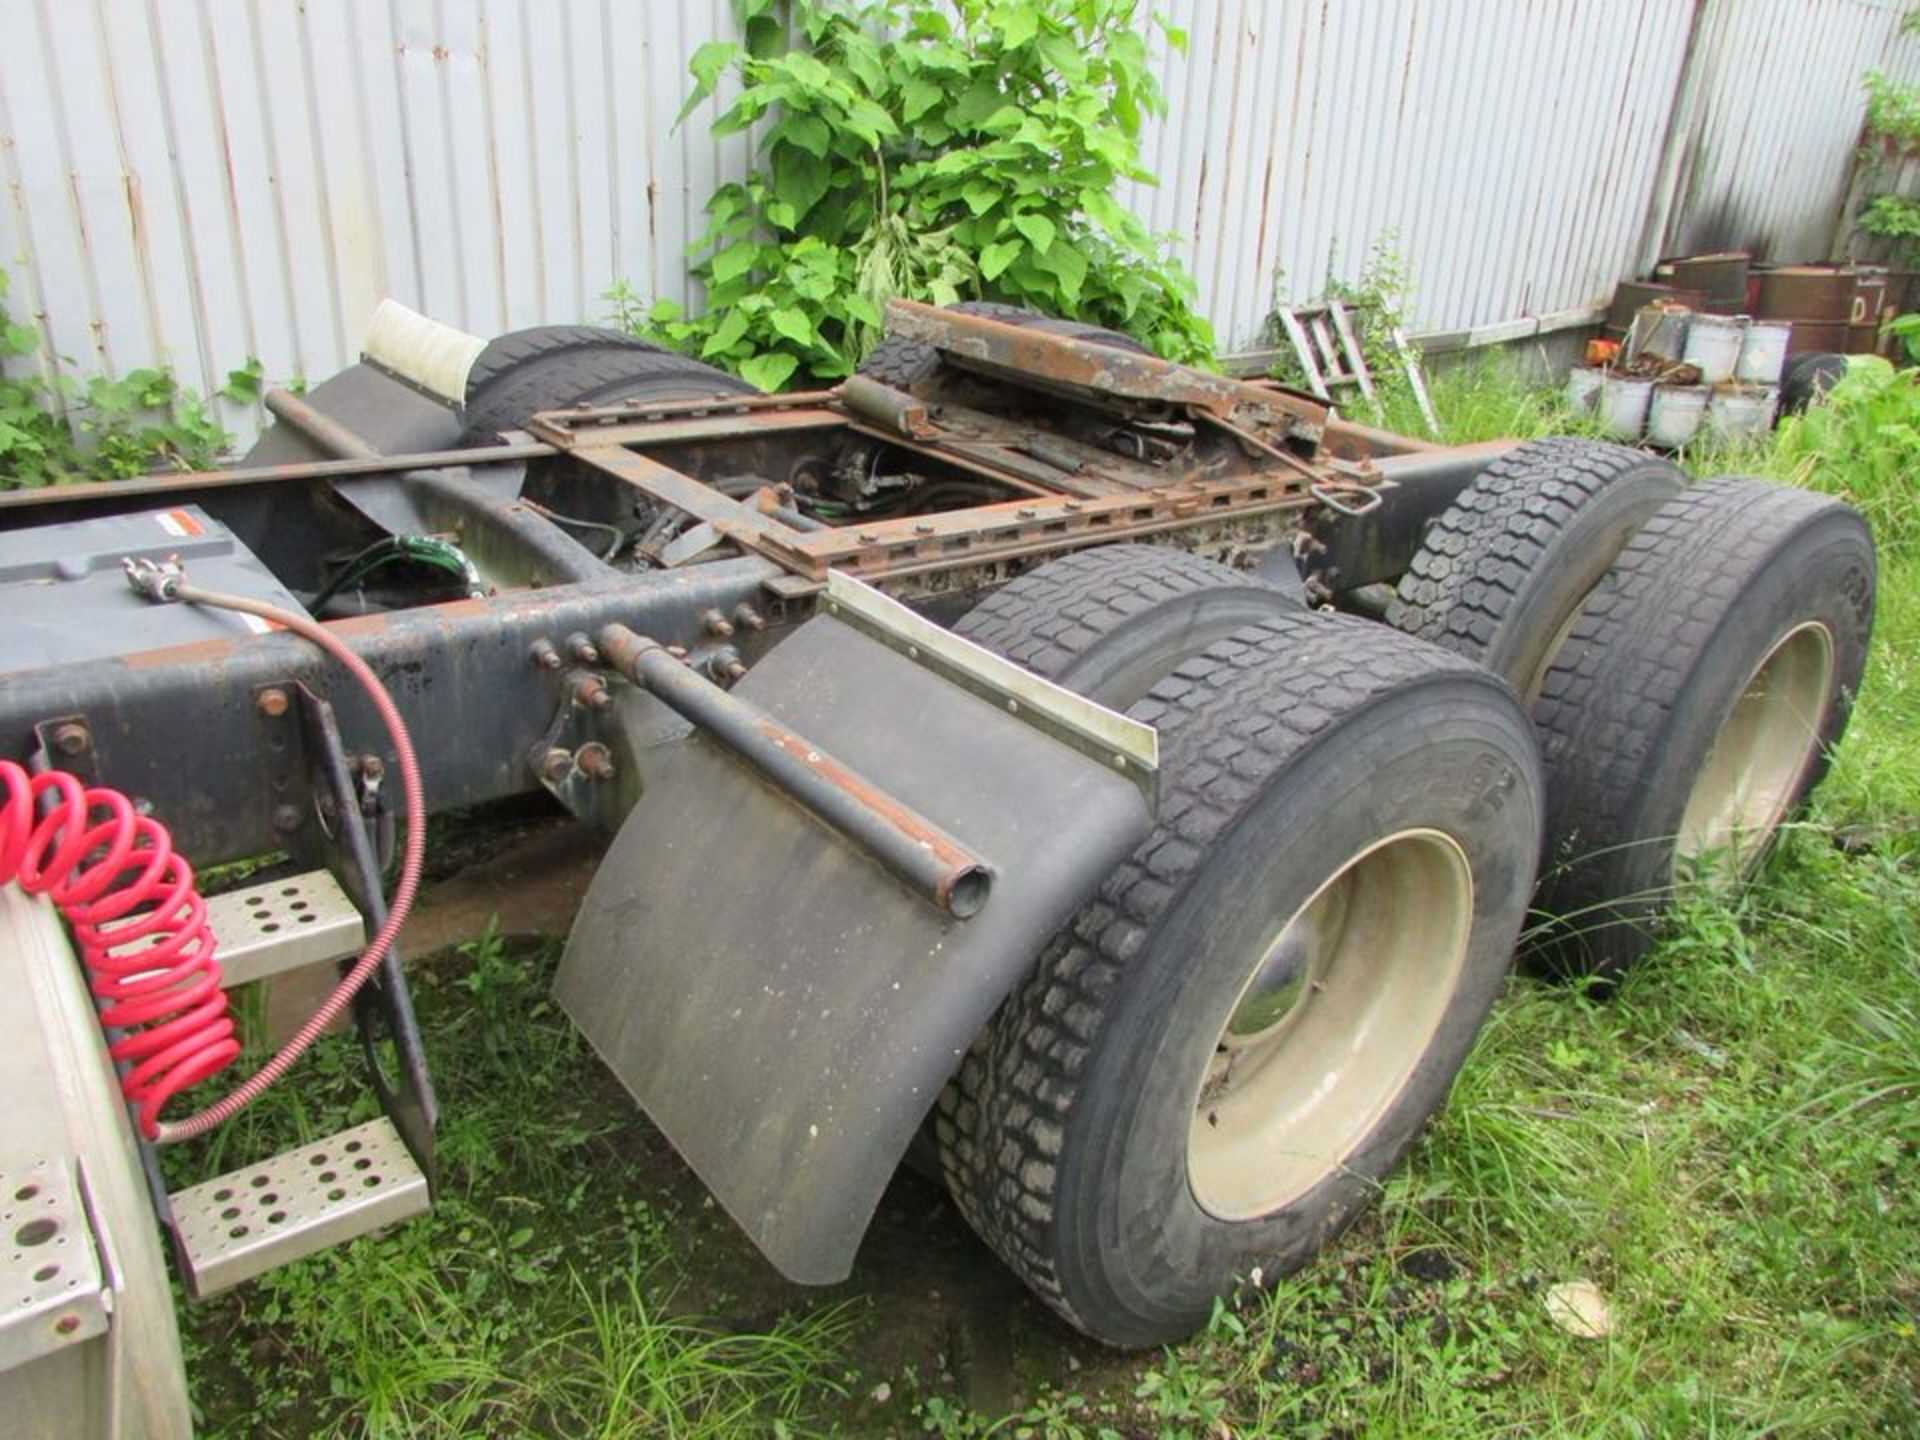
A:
[546,408,848,451]
[0,443,557,511]
[526,390,844,446]
[571,445,818,570]
[264,388,379,459]
[836,421,1065,499]
[785,471,1314,578]
[596,624,991,917]
[882,299,1329,438]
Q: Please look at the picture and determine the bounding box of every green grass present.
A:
[919,360,1920,1437]
[174,357,1920,1437]
[171,930,858,1439]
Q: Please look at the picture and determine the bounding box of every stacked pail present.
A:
[1565,313,1788,448]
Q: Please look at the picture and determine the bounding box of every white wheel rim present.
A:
[1186,829,1475,1221]
[1676,621,1836,879]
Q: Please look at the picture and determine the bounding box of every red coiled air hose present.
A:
[0,761,241,1138]
[2,560,427,1144]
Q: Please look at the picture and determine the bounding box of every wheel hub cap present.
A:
[1187,829,1474,1221]
[1676,621,1836,879]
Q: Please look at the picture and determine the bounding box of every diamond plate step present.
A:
[207,870,365,988]
[169,1118,428,1298]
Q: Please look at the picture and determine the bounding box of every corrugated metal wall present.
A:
[1120,0,1699,351]
[1,0,1915,440]
[1662,0,1918,263]
[0,0,755,433]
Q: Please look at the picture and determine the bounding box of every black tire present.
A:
[1530,478,1875,981]
[458,326,753,445]
[954,545,1300,710]
[462,324,665,396]
[1387,438,1685,700]
[937,614,1543,1346]
[857,301,1149,391]
[1779,351,1849,417]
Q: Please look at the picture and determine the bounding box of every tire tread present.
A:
[1386,437,1682,665]
[938,613,1490,1331]
[953,546,1276,682]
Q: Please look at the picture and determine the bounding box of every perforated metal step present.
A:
[0,1154,110,1370]
[169,1118,428,1298]
[206,870,365,988]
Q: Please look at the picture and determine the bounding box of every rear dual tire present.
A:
[1391,444,1873,980]
[1529,479,1874,980]
[943,566,1542,1346]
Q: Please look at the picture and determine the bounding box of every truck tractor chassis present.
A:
[0,301,1875,1433]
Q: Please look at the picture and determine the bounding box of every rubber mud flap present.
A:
[554,612,1154,1284]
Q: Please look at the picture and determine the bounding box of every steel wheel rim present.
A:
[1523,585,1597,705]
[1186,829,1475,1221]
[1676,621,1836,878]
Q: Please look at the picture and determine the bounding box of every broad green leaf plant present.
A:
[0,268,254,488]
[618,0,1214,390]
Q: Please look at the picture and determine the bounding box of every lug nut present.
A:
[700,608,735,640]
[256,688,290,718]
[537,748,574,784]
[576,743,615,781]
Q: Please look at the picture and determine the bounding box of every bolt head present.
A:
[52,724,88,757]
[271,803,303,833]
[538,749,574,783]
[256,688,290,718]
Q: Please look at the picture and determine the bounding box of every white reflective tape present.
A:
[361,299,487,405]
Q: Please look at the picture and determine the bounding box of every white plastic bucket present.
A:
[1646,384,1710,449]
[1598,375,1653,440]
[1735,321,1792,385]
[1565,366,1605,414]
[1706,386,1778,447]
[1682,314,1746,385]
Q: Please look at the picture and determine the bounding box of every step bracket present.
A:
[0,1154,110,1370]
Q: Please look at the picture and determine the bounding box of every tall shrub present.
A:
[629,0,1212,389]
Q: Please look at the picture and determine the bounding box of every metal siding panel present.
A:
[605,0,660,307]
[435,0,506,335]
[1665,0,1901,264]
[145,0,262,415]
[254,0,345,374]
[392,0,467,325]
[203,0,303,382]
[3,0,1912,448]
[296,2,382,366]
[346,0,425,322]
[4,0,104,378]
[563,0,614,323]
[479,0,542,330]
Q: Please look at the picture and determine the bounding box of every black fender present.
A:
[554,584,1156,1283]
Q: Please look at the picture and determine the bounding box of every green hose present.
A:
[309,536,484,611]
